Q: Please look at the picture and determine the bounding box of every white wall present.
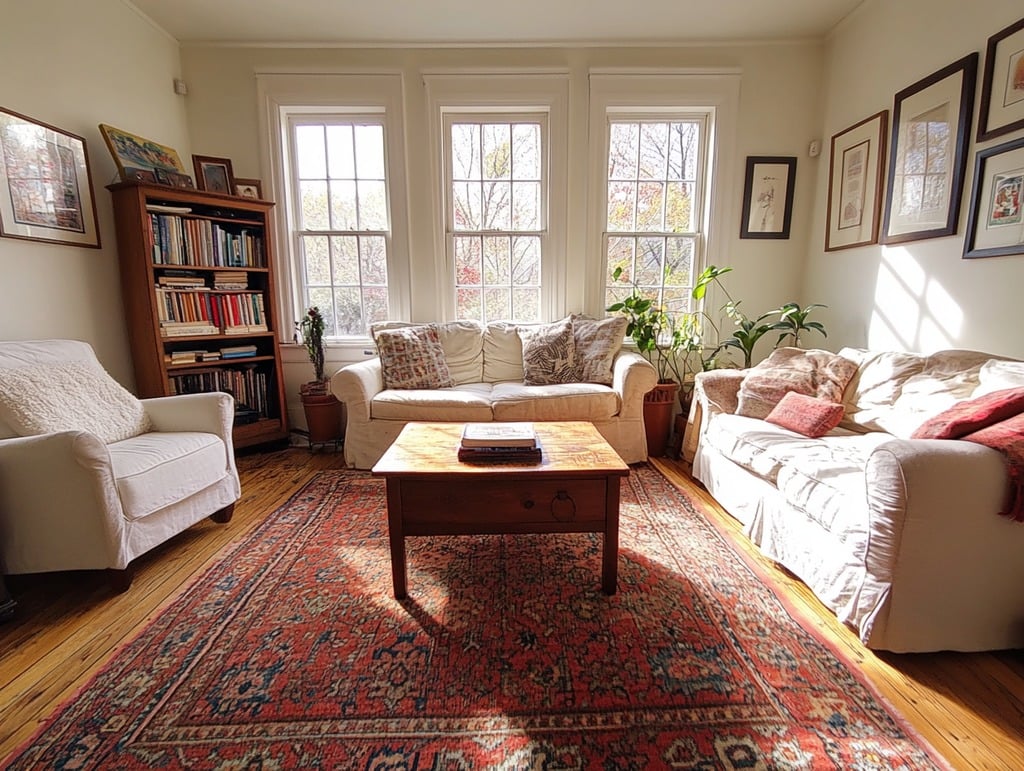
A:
[0,0,189,385]
[805,0,1024,358]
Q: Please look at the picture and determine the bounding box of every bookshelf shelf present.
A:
[108,181,289,449]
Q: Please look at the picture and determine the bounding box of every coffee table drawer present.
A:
[398,477,608,530]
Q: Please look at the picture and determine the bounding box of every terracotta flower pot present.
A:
[643,381,679,457]
[300,389,343,447]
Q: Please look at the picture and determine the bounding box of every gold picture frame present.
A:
[98,123,187,182]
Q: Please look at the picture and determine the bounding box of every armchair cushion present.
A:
[0,361,151,443]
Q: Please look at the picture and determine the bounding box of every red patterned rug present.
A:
[5,465,947,769]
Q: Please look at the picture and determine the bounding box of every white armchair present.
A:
[0,340,241,591]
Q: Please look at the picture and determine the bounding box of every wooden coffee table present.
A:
[371,421,630,599]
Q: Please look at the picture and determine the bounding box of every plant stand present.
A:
[643,382,679,457]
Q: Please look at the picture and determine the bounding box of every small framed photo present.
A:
[963,134,1024,259]
[155,169,195,189]
[740,156,797,239]
[881,53,978,245]
[978,16,1024,142]
[99,123,187,181]
[825,110,888,251]
[234,177,263,200]
[0,107,101,248]
[192,155,235,194]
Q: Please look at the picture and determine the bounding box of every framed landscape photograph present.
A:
[739,156,797,239]
[978,15,1024,142]
[963,135,1024,259]
[0,107,100,247]
[881,53,978,245]
[825,110,888,251]
[234,177,263,199]
[98,123,187,181]
[192,155,235,194]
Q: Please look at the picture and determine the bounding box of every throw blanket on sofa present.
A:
[912,387,1024,521]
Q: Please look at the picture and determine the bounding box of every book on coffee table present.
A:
[457,443,542,464]
[461,422,537,449]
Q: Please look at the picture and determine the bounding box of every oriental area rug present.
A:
[5,466,948,769]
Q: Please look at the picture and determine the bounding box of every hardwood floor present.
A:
[1,447,1022,767]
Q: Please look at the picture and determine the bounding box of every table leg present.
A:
[602,477,621,595]
[385,479,407,599]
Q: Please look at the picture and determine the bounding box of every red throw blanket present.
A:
[912,387,1024,521]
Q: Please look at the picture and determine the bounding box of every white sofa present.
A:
[690,346,1024,652]
[0,339,241,590]
[331,320,658,469]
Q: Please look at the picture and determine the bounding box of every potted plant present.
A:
[297,306,343,448]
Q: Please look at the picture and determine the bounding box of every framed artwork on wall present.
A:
[192,155,235,194]
[739,156,797,239]
[880,53,978,245]
[978,15,1024,142]
[825,110,888,251]
[963,135,1024,259]
[98,123,187,182]
[0,107,100,248]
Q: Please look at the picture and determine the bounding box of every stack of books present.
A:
[220,344,258,359]
[213,270,248,290]
[458,422,541,463]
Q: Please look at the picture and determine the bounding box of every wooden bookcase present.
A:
[108,181,289,449]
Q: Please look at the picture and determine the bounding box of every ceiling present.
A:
[127,0,865,47]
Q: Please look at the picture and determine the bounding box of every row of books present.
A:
[168,365,271,417]
[156,269,250,291]
[157,289,268,337]
[147,211,265,268]
[458,422,541,463]
[163,344,259,364]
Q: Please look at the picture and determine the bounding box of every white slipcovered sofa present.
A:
[0,339,241,590]
[331,319,658,469]
[689,345,1024,652]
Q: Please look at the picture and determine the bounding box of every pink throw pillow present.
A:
[911,387,1024,439]
[764,391,845,438]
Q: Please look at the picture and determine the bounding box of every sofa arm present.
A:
[330,358,384,423]
[610,351,658,419]
[142,392,238,476]
[693,368,746,417]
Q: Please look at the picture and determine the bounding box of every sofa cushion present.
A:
[491,381,620,421]
[520,317,577,385]
[572,315,627,385]
[109,431,228,520]
[765,391,845,438]
[736,347,858,419]
[912,387,1024,440]
[371,383,494,422]
[482,321,527,383]
[374,324,455,390]
[0,361,152,443]
[372,321,484,385]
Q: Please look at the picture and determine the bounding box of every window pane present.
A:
[451,123,480,180]
[483,124,511,179]
[457,287,482,320]
[636,181,665,231]
[482,181,511,229]
[512,287,540,321]
[513,124,539,180]
[455,236,481,285]
[326,125,354,179]
[358,180,388,230]
[607,181,636,231]
[639,123,669,180]
[665,237,694,290]
[606,236,634,283]
[360,235,388,285]
[308,286,334,329]
[512,181,539,230]
[300,181,329,230]
[608,123,639,179]
[355,124,385,179]
[303,236,330,285]
[636,237,664,288]
[332,287,362,335]
[295,125,326,178]
[511,236,540,285]
[330,236,359,284]
[666,182,693,232]
[329,180,356,230]
[453,182,481,230]
[485,286,510,320]
[364,286,389,326]
[483,236,510,285]
[673,122,700,180]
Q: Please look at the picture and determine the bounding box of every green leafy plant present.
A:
[771,302,828,348]
[297,306,327,388]
[606,267,684,384]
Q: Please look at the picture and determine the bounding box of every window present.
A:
[446,115,545,322]
[288,117,391,337]
[603,116,707,323]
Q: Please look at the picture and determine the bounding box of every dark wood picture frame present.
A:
[880,53,978,245]
[978,15,1024,142]
[234,177,263,200]
[740,156,797,239]
[192,154,235,194]
[963,134,1024,259]
[825,110,889,251]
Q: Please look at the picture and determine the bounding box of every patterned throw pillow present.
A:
[764,391,845,438]
[572,315,627,385]
[736,347,859,419]
[519,317,577,385]
[374,325,455,390]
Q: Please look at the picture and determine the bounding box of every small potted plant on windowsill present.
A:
[297,306,343,449]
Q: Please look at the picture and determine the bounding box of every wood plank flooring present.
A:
[0,447,1022,768]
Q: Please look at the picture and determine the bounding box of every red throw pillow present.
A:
[911,387,1024,439]
[764,391,845,438]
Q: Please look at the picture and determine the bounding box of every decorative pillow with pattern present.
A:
[572,315,627,385]
[736,347,859,419]
[374,325,455,390]
[519,317,577,385]
[764,391,845,438]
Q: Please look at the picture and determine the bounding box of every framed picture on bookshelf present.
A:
[234,177,263,199]
[99,123,187,181]
[0,107,101,247]
[155,169,195,189]
[193,155,235,194]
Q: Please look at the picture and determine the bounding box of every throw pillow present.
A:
[374,325,455,390]
[764,391,845,438]
[519,317,577,386]
[911,387,1024,440]
[0,362,152,443]
[572,315,627,385]
[736,347,859,420]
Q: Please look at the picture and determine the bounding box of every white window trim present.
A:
[423,70,569,322]
[256,71,411,345]
[586,69,741,316]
